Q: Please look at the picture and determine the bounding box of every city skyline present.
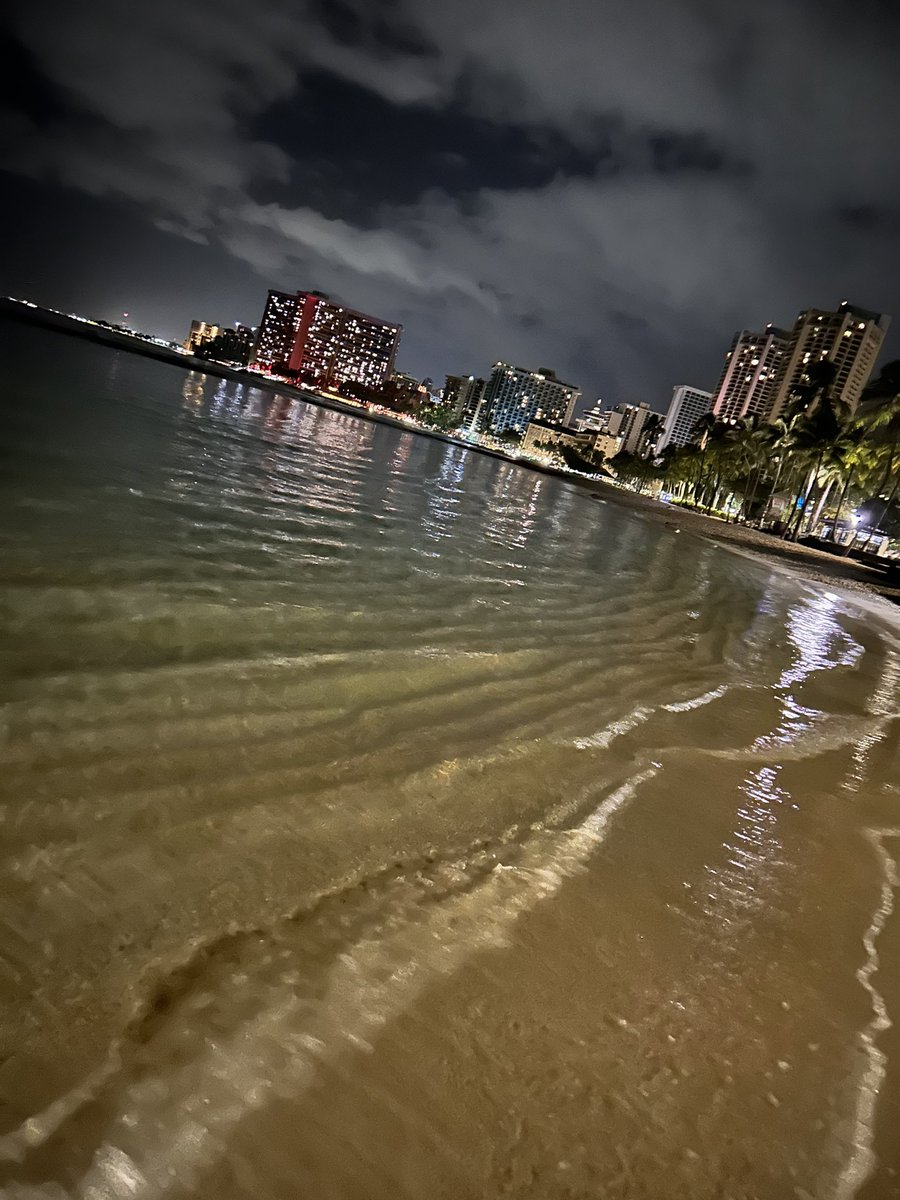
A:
[12,282,891,439]
[7,272,896,426]
[1,1,899,409]
[8,265,897,431]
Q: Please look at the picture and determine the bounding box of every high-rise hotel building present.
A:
[657,386,713,451]
[253,292,299,371]
[252,290,401,390]
[768,301,889,420]
[711,325,792,424]
[479,363,580,435]
[712,301,889,425]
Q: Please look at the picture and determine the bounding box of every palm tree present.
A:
[758,413,803,528]
[730,415,771,520]
[854,473,900,555]
[639,412,665,457]
[610,450,658,493]
[819,422,873,542]
[840,373,900,553]
[658,442,703,504]
[780,362,849,539]
[683,411,718,509]
[696,418,744,513]
[710,420,756,519]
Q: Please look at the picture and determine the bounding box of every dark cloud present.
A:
[0,0,898,407]
[838,205,885,232]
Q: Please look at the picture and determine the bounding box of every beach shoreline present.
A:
[3,296,897,606]
[568,475,900,606]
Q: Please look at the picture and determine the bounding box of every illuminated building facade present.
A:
[252,291,302,371]
[521,421,622,462]
[713,303,889,426]
[183,320,219,353]
[575,402,610,433]
[591,431,624,460]
[480,363,580,436]
[711,325,792,424]
[521,421,593,458]
[768,301,889,419]
[572,401,656,455]
[252,290,401,389]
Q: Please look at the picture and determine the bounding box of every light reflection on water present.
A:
[701,764,788,928]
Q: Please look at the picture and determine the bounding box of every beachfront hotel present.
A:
[712,301,889,425]
[479,363,580,436]
[252,290,401,390]
[711,325,792,424]
[252,291,298,371]
[768,301,890,419]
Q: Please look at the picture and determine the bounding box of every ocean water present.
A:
[1,320,900,1199]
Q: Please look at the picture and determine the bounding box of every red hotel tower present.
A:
[252,290,401,390]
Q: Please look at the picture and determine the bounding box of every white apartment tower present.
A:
[658,386,713,452]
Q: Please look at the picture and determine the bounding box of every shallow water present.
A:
[1,321,900,1199]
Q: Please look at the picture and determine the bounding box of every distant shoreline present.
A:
[0,296,575,483]
[3,296,897,607]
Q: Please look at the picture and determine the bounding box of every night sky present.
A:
[1,0,899,410]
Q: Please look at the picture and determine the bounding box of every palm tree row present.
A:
[616,360,900,551]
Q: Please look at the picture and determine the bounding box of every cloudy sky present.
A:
[1,0,898,409]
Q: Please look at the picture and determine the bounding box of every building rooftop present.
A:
[282,289,403,331]
[837,300,884,325]
[792,301,887,329]
[492,362,579,389]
